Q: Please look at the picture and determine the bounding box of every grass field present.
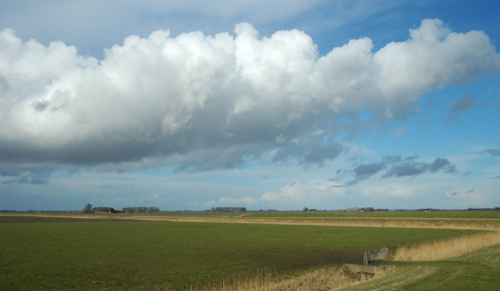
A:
[0,215,485,290]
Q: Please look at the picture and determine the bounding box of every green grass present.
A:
[343,243,500,291]
[247,211,500,220]
[0,217,484,290]
[0,215,132,223]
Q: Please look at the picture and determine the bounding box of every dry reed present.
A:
[139,265,397,291]
[392,231,500,261]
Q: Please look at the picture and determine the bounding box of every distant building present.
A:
[347,207,360,212]
[93,207,124,213]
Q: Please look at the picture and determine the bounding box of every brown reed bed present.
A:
[391,231,500,261]
[139,265,397,291]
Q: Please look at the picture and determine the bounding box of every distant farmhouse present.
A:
[347,207,360,212]
[93,207,124,213]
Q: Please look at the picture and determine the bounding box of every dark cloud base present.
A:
[342,155,456,186]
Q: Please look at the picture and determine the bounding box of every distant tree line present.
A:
[468,207,497,211]
[304,207,388,212]
[123,207,160,213]
[211,207,246,212]
[358,208,389,212]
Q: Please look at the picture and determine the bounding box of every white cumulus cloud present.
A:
[0,19,498,176]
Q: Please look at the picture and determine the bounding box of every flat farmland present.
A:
[247,211,500,220]
[0,216,484,290]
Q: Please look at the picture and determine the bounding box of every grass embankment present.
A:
[247,211,500,220]
[0,216,482,290]
[241,211,500,230]
[336,229,500,290]
[342,243,500,291]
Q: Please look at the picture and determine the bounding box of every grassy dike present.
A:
[0,216,484,290]
[342,243,500,291]
[247,211,500,220]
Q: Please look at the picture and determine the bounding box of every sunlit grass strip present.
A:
[392,231,500,261]
[335,266,437,291]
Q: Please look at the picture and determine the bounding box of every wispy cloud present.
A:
[347,163,386,185]
[481,149,500,157]
[2,171,50,185]
[450,95,475,114]
[445,95,475,124]
[383,157,456,178]
[340,156,456,185]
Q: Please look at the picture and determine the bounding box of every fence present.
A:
[363,247,388,265]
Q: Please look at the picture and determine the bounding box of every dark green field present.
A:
[0,216,484,290]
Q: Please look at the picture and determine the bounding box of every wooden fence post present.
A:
[363,247,388,265]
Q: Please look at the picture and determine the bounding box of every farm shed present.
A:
[93,207,124,213]
[347,207,360,212]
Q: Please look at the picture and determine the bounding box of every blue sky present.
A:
[0,0,499,211]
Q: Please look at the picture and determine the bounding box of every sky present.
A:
[0,0,499,211]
